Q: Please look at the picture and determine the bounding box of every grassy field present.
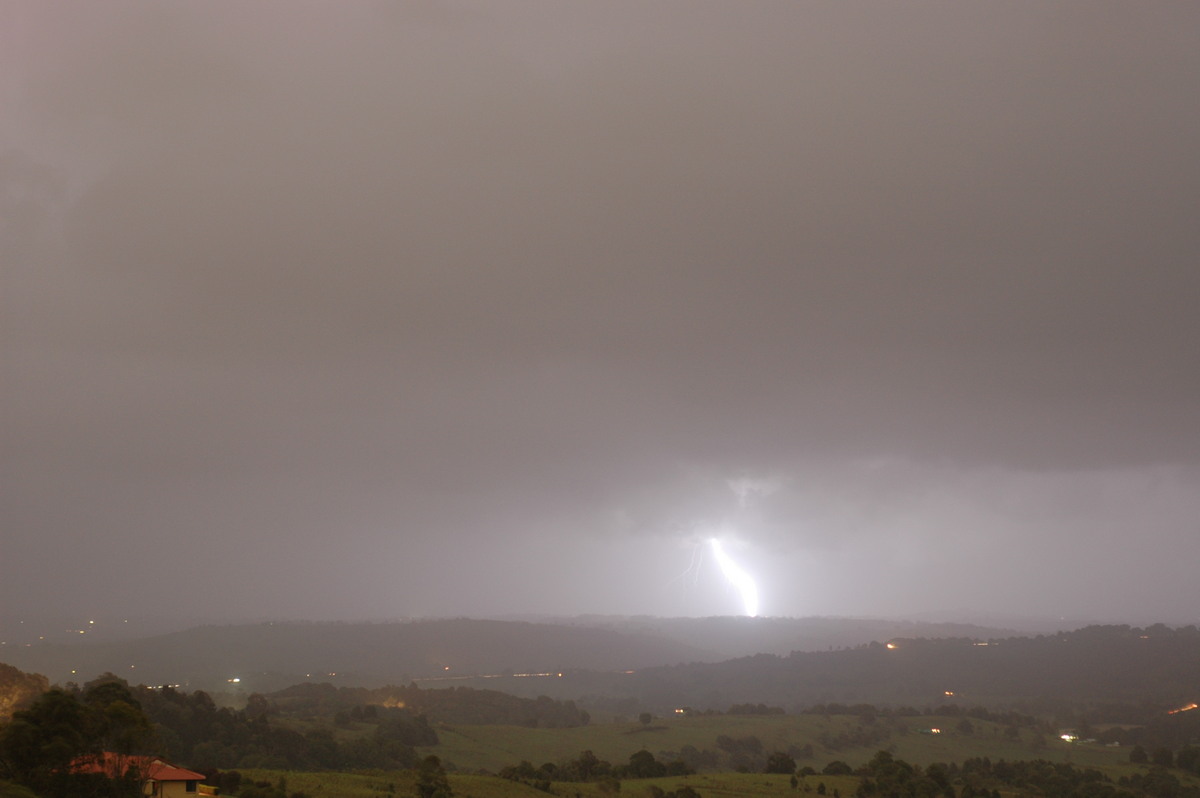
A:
[427,713,835,771]
[421,712,1134,774]
[239,769,573,798]
[237,760,1199,798]
[237,769,863,798]
[240,713,1200,797]
[642,773,859,797]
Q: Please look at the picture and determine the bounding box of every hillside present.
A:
[5,620,1194,719]
[571,615,1019,657]
[565,624,1200,713]
[0,615,1020,695]
[0,618,712,693]
[393,624,1200,716]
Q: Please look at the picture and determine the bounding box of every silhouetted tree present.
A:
[414,754,451,798]
[626,749,665,778]
[764,751,796,774]
[1177,745,1200,774]
[1151,746,1174,768]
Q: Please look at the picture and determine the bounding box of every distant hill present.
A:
[487,623,1200,713]
[562,615,1019,657]
[0,618,715,693]
[0,615,1024,696]
[8,617,1183,716]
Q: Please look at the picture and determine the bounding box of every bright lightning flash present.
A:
[709,538,759,617]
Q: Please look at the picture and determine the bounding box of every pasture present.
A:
[236,769,862,798]
[421,712,1129,774]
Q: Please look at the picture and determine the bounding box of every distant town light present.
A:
[886,642,897,649]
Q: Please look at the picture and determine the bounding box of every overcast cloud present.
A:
[3,1,1199,625]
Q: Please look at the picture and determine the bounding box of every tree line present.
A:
[267,680,589,728]
[572,625,1200,713]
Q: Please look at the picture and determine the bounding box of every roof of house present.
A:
[73,753,205,782]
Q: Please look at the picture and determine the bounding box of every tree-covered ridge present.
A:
[267,681,590,728]
[2,669,594,780]
[0,672,436,782]
[139,682,435,772]
[950,753,1200,798]
[0,619,711,692]
[487,746,1200,798]
[3,624,1198,796]
[601,624,1200,711]
[3,670,1200,797]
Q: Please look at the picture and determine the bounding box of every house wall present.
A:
[150,781,198,798]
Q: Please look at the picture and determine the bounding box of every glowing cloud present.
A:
[709,538,760,617]
[726,477,781,509]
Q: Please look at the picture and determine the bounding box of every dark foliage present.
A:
[588,625,1200,712]
[764,751,796,774]
[502,748,692,793]
[958,753,1200,798]
[728,703,785,715]
[854,750,953,797]
[0,665,48,723]
[270,681,588,728]
[415,755,452,798]
[0,680,154,798]
[133,680,433,771]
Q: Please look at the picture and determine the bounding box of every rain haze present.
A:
[3,1,1198,628]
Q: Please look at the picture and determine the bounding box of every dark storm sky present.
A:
[3,1,1198,624]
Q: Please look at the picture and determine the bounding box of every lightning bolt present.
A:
[664,540,705,588]
[709,538,760,617]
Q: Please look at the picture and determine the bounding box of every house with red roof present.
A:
[72,752,215,796]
